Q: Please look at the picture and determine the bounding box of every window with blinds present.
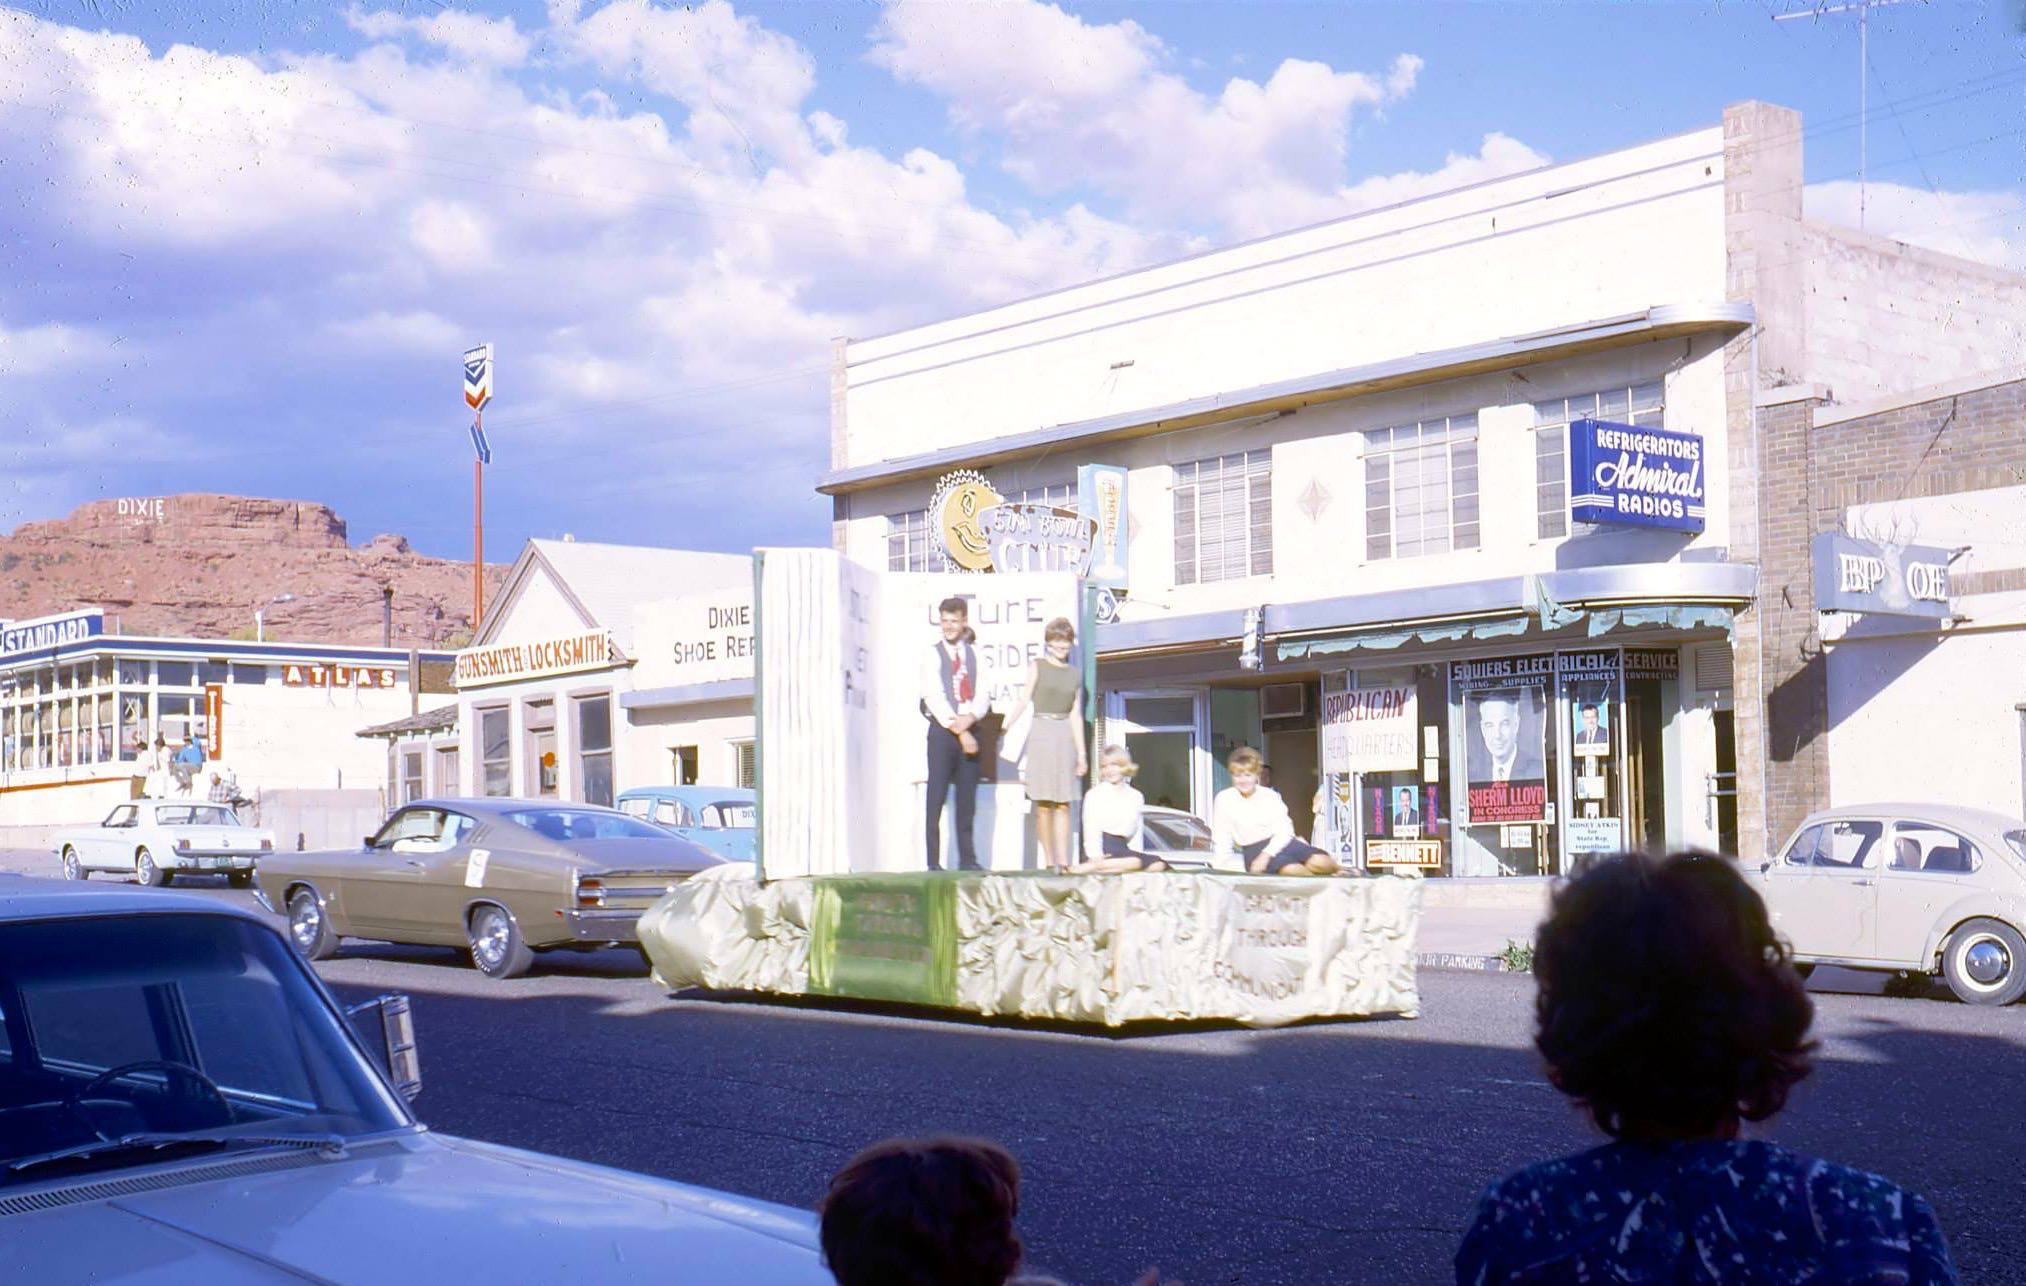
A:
[1363,415,1479,560]
[1173,451,1272,585]
[734,740,757,789]
[886,509,933,572]
[1533,382,1664,539]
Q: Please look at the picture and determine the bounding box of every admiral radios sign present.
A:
[1568,418,1705,534]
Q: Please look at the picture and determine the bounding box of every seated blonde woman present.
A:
[1071,746,1166,873]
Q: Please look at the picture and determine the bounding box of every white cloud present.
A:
[1807,180,2026,273]
[345,6,534,68]
[870,0,1430,237]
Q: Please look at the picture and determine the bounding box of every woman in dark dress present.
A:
[1457,852,1956,1284]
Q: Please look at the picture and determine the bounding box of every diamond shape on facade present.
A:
[1298,478,1332,523]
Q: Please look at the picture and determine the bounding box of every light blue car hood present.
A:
[0,1132,826,1284]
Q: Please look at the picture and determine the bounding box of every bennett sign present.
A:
[455,629,612,688]
[1,611,102,661]
[1812,532,1953,619]
[1569,418,1706,533]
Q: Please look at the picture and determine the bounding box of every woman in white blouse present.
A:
[1072,746,1167,873]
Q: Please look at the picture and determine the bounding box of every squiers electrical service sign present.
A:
[1568,418,1705,533]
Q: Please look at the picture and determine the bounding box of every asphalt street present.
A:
[7,854,2025,1284]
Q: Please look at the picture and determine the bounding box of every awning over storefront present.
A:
[1096,562,1757,661]
[619,677,756,710]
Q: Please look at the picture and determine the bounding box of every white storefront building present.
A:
[448,539,758,804]
[0,608,451,835]
[820,101,2026,874]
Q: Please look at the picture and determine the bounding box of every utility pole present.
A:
[1774,0,1921,231]
[463,343,495,631]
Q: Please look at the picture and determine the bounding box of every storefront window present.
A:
[157,694,198,751]
[1325,665,1451,875]
[575,694,613,806]
[232,664,268,686]
[734,740,757,790]
[118,659,150,686]
[96,696,113,764]
[400,749,424,804]
[479,708,510,797]
[1363,415,1479,560]
[435,745,460,795]
[197,662,229,686]
[156,661,195,688]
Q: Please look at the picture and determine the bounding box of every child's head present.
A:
[1099,745,1137,784]
[819,1136,1023,1286]
[1227,746,1264,792]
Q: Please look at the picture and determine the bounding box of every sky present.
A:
[2,0,2021,562]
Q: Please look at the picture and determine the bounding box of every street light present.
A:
[254,593,297,643]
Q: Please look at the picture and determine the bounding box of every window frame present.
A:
[1172,450,1273,586]
[1888,820,1984,877]
[477,706,511,797]
[1531,381,1664,540]
[885,509,933,573]
[1361,415,1480,561]
[573,691,615,807]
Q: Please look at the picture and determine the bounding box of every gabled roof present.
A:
[357,705,458,739]
[474,540,749,656]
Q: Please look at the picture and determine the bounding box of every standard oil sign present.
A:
[1568,418,1705,533]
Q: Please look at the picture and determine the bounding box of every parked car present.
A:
[0,877,827,1281]
[617,785,758,861]
[1138,806,1228,868]
[52,798,274,888]
[252,797,728,978]
[1752,803,2026,1005]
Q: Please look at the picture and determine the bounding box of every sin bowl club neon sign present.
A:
[1568,419,1705,534]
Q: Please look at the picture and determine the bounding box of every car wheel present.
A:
[136,848,170,887]
[1941,919,2026,1006]
[287,888,339,961]
[467,904,533,979]
[60,847,85,881]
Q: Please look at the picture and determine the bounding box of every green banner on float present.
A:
[809,875,958,1007]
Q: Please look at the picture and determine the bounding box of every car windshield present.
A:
[505,808,668,842]
[700,803,757,830]
[1145,814,1213,852]
[0,913,408,1181]
[156,806,240,827]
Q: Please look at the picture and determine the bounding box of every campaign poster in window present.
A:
[1453,656,1551,825]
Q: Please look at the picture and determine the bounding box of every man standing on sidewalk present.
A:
[921,597,990,871]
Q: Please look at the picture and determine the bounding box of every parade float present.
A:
[638,518,1424,1027]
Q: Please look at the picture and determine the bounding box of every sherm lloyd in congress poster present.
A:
[1453,657,1549,825]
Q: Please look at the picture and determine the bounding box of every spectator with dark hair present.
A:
[1456,852,1956,1283]
[819,1136,1030,1286]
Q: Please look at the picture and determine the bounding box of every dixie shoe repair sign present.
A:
[1568,418,1705,533]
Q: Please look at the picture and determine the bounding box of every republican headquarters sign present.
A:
[1568,418,1706,533]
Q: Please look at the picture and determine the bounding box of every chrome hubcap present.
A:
[291,896,321,948]
[137,854,154,883]
[1964,937,2011,986]
[62,851,79,879]
[473,912,508,968]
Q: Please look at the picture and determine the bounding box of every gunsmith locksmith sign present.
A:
[455,629,613,688]
[1569,418,1706,533]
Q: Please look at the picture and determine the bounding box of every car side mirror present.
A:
[346,993,421,1100]
[1759,860,1772,874]
[363,834,379,849]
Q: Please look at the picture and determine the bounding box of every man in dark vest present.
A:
[921,596,990,870]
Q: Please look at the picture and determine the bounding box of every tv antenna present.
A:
[1773,0,1925,231]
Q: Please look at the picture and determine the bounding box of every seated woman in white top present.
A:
[1070,746,1166,873]
[1211,747,1339,877]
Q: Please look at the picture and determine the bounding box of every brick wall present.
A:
[1753,377,2026,844]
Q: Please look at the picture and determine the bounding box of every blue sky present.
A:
[2,0,2020,562]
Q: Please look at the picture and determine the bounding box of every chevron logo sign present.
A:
[463,342,494,411]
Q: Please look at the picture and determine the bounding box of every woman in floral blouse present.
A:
[1457,852,1956,1284]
